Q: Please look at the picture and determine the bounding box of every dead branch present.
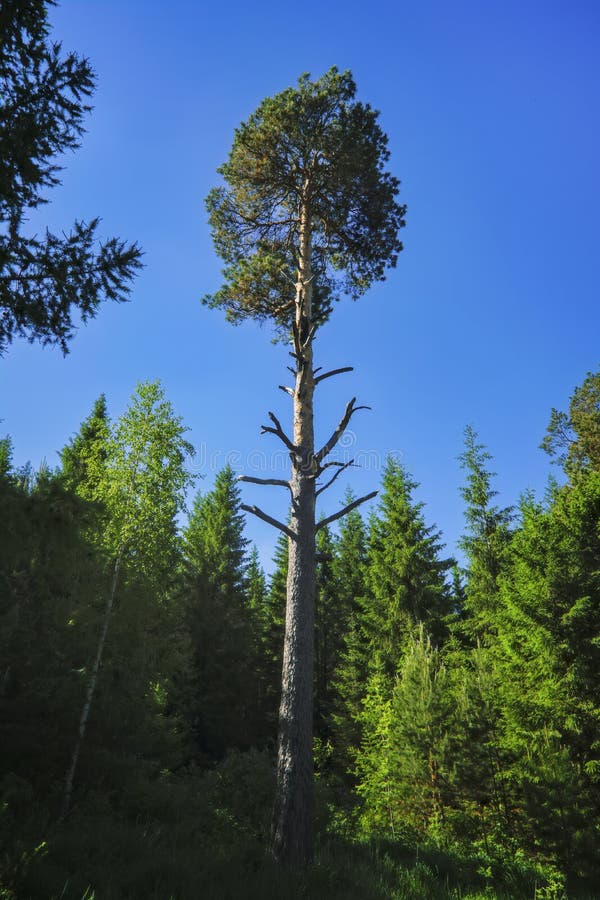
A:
[316,398,371,463]
[260,411,296,453]
[238,475,291,491]
[314,366,354,385]
[279,385,295,397]
[302,323,317,349]
[241,504,296,540]
[315,491,378,532]
[315,459,357,497]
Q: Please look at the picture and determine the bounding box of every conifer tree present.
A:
[0,0,142,353]
[60,394,110,495]
[204,68,404,863]
[182,468,266,756]
[364,458,452,680]
[314,524,338,739]
[247,544,268,620]
[356,628,454,838]
[259,534,289,722]
[458,426,512,640]
[0,461,104,799]
[541,367,600,479]
[184,466,249,596]
[493,477,600,874]
[330,498,369,773]
[333,460,453,819]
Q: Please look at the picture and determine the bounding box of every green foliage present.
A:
[541,368,600,479]
[60,395,110,496]
[0,466,106,794]
[264,531,288,693]
[183,465,248,594]
[204,67,406,334]
[246,544,268,621]
[330,497,369,771]
[0,0,142,353]
[5,369,600,896]
[458,426,512,639]
[356,628,454,839]
[364,458,453,676]
[314,524,340,738]
[491,474,600,875]
[102,381,195,579]
[180,468,269,757]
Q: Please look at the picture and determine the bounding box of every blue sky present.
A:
[2,0,599,571]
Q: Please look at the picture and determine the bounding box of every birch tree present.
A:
[62,381,194,814]
[204,67,405,865]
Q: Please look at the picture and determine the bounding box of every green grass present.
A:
[2,753,594,900]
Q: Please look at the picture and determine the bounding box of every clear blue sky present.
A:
[2,0,599,571]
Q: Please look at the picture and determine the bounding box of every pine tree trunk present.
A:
[271,201,316,866]
[62,549,122,817]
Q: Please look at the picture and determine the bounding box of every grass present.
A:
[2,753,594,899]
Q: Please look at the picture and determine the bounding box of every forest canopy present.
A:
[1,367,600,898]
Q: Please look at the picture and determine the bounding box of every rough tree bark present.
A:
[240,194,376,865]
[270,197,317,863]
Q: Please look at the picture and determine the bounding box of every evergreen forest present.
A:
[2,370,600,899]
[2,2,600,898]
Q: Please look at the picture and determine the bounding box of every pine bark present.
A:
[271,200,316,865]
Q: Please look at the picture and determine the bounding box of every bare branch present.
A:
[241,504,296,540]
[315,459,357,497]
[287,366,297,378]
[315,491,378,532]
[260,411,296,452]
[314,366,323,375]
[302,323,317,349]
[314,366,354,385]
[238,475,291,491]
[291,321,303,360]
[279,385,295,397]
[316,398,371,463]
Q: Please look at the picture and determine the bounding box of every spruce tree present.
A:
[356,628,454,838]
[493,477,600,874]
[0,0,142,353]
[60,394,110,495]
[314,523,338,740]
[0,461,104,801]
[182,468,265,757]
[458,426,512,640]
[365,458,453,679]
[247,544,269,620]
[330,495,369,768]
[183,466,249,597]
